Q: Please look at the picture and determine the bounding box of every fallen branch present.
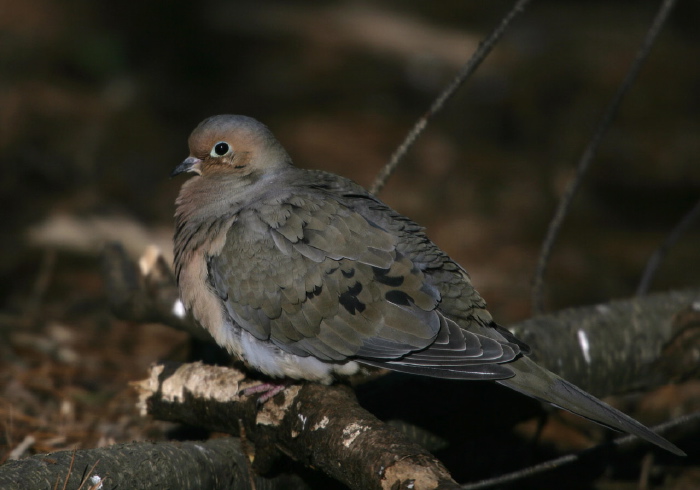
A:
[0,438,295,490]
[509,288,700,397]
[370,0,532,195]
[133,361,461,490]
[462,411,700,490]
[101,242,214,342]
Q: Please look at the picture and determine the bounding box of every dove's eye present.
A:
[211,142,230,157]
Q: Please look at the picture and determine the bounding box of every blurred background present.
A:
[0,0,698,482]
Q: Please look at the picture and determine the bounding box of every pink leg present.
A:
[240,382,288,404]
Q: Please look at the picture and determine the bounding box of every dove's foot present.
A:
[240,381,289,404]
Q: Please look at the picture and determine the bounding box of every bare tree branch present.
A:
[0,438,308,490]
[461,411,700,490]
[637,197,700,296]
[369,0,532,195]
[135,362,461,490]
[531,0,680,314]
[7,352,695,490]
[101,242,214,343]
[510,288,700,397]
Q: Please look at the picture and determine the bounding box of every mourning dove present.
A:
[172,115,683,455]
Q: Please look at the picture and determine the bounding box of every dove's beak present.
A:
[171,156,202,177]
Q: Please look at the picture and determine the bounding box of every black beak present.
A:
[171,156,202,177]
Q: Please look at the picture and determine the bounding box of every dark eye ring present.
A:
[212,142,230,156]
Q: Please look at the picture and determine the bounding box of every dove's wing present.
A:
[208,180,520,379]
[311,171,530,351]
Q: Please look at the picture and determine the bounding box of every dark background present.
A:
[1,0,698,485]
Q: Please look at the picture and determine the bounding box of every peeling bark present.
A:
[135,362,461,490]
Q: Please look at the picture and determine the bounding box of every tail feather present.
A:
[498,357,684,456]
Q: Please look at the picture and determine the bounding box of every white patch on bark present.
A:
[577,329,591,364]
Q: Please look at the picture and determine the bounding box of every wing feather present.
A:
[208,182,523,379]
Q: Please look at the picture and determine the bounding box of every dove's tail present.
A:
[498,356,684,456]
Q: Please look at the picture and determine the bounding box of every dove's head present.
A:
[172,115,291,179]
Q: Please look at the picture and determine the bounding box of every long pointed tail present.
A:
[498,356,684,456]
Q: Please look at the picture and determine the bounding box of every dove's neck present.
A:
[173,163,297,282]
[174,165,296,253]
[177,163,294,219]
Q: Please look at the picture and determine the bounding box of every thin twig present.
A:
[461,410,698,489]
[531,0,679,314]
[238,419,257,490]
[461,454,579,490]
[76,459,101,490]
[369,0,532,195]
[61,448,77,490]
[637,196,700,296]
[7,434,35,460]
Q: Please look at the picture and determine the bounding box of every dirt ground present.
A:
[1,1,699,488]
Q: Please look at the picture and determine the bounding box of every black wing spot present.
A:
[372,267,404,287]
[341,268,355,279]
[206,258,228,301]
[385,290,413,306]
[306,284,323,300]
[339,281,366,314]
